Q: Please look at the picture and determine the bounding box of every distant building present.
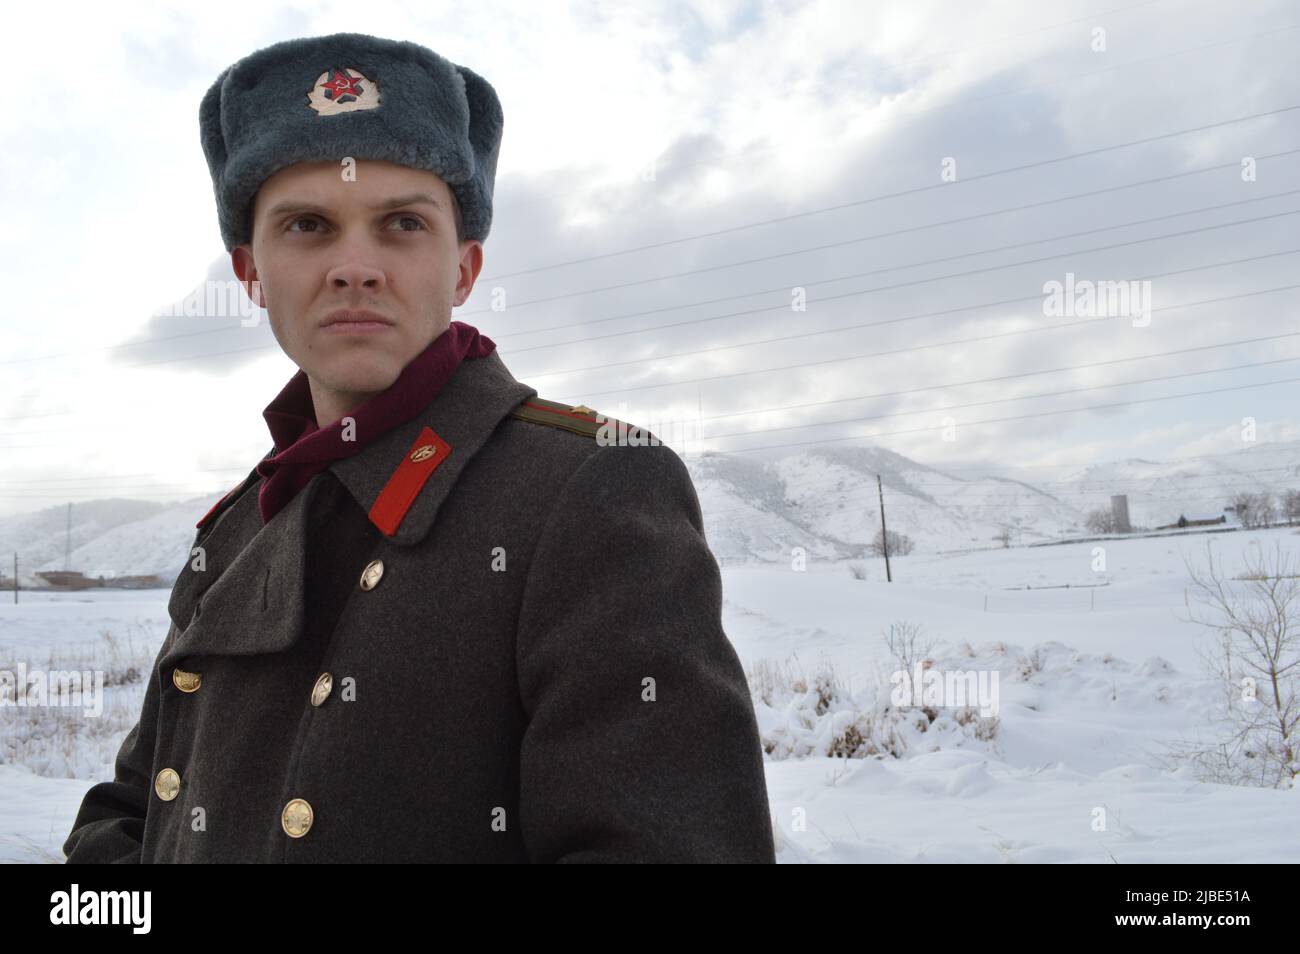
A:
[34,570,102,590]
[1155,513,1227,530]
[1110,494,1132,533]
[109,574,166,589]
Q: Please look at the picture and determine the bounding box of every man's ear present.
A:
[452,240,484,307]
[231,245,265,308]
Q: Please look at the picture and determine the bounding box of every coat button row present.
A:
[155,770,314,839]
[159,561,378,828]
[173,666,337,708]
[282,798,314,837]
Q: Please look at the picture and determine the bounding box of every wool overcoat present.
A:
[62,350,776,863]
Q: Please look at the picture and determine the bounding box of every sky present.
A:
[0,0,1297,516]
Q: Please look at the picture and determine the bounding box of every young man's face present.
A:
[232,159,482,422]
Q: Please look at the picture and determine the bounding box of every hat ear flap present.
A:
[199,68,231,182]
[199,67,236,246]
[455,63,503,195]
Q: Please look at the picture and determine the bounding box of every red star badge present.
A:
[321,69,364,100]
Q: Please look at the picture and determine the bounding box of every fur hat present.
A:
[199,32,503,251]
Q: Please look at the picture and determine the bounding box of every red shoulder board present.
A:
[196,450,275,530]
[369,426,453,536]
[508,397,657,443]
[196,477,249,529]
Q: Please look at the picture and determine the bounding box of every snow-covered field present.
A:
[2,526,1297,863]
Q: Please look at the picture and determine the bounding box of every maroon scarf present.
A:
[257,320,496,525]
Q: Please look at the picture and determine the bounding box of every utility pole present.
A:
[877,474,892,582]
[696,384,704,459]
[65,502,72,570]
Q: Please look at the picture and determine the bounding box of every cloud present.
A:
[1,0,1297,515]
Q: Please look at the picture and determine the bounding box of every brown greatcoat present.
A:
[62,349,776,863]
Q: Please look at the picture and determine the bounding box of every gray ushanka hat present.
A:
[199,32,503,251]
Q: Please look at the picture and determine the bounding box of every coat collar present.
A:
[161,350,535,666]
[327,348,536,546]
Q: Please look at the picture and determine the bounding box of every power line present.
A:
[478,102,1300,281]
[545,269,1300,399]
[708,352,1300,440]
[10,208,1288,390]
[4,286,1296,461]
[514,215,1300,372]
[9,144,1295,373]
[462,186,1300,316]
[5,292,1294,449]
[700,373,1300,456]
[538,267,1296,397]
[697,329,1300,436]
[6,144,1296,386]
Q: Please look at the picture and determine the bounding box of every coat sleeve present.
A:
[515,440,776,863]
[62,622,176,863]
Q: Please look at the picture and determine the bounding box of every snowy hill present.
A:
[49,497,224,580]
[1054,440,1300,529]
[3,440,1298,582]
[0,495,221,585]
[763,445,1083,552]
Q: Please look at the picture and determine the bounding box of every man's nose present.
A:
[325,257,385,290]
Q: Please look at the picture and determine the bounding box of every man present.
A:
[61,32,776,863]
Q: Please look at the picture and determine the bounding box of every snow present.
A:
[724,525,1300,862]
[1,521,1297,863]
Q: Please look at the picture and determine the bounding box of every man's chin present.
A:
[309,357,402,397]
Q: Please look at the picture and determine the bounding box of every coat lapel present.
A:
[162,469,321,668]
[328,349,536,546]
[161,349,534,667]
[165,449,273,634]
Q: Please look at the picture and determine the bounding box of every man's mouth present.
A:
[322,309,395,334]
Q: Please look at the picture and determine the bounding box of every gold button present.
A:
[359,559,384,591]
[172,668,201,692]
[311,672,333,707]
[154,768,180,801]
[282,798,313,837]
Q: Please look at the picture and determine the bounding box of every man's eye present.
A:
[387,215,427,232]
[282,214,424,233]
